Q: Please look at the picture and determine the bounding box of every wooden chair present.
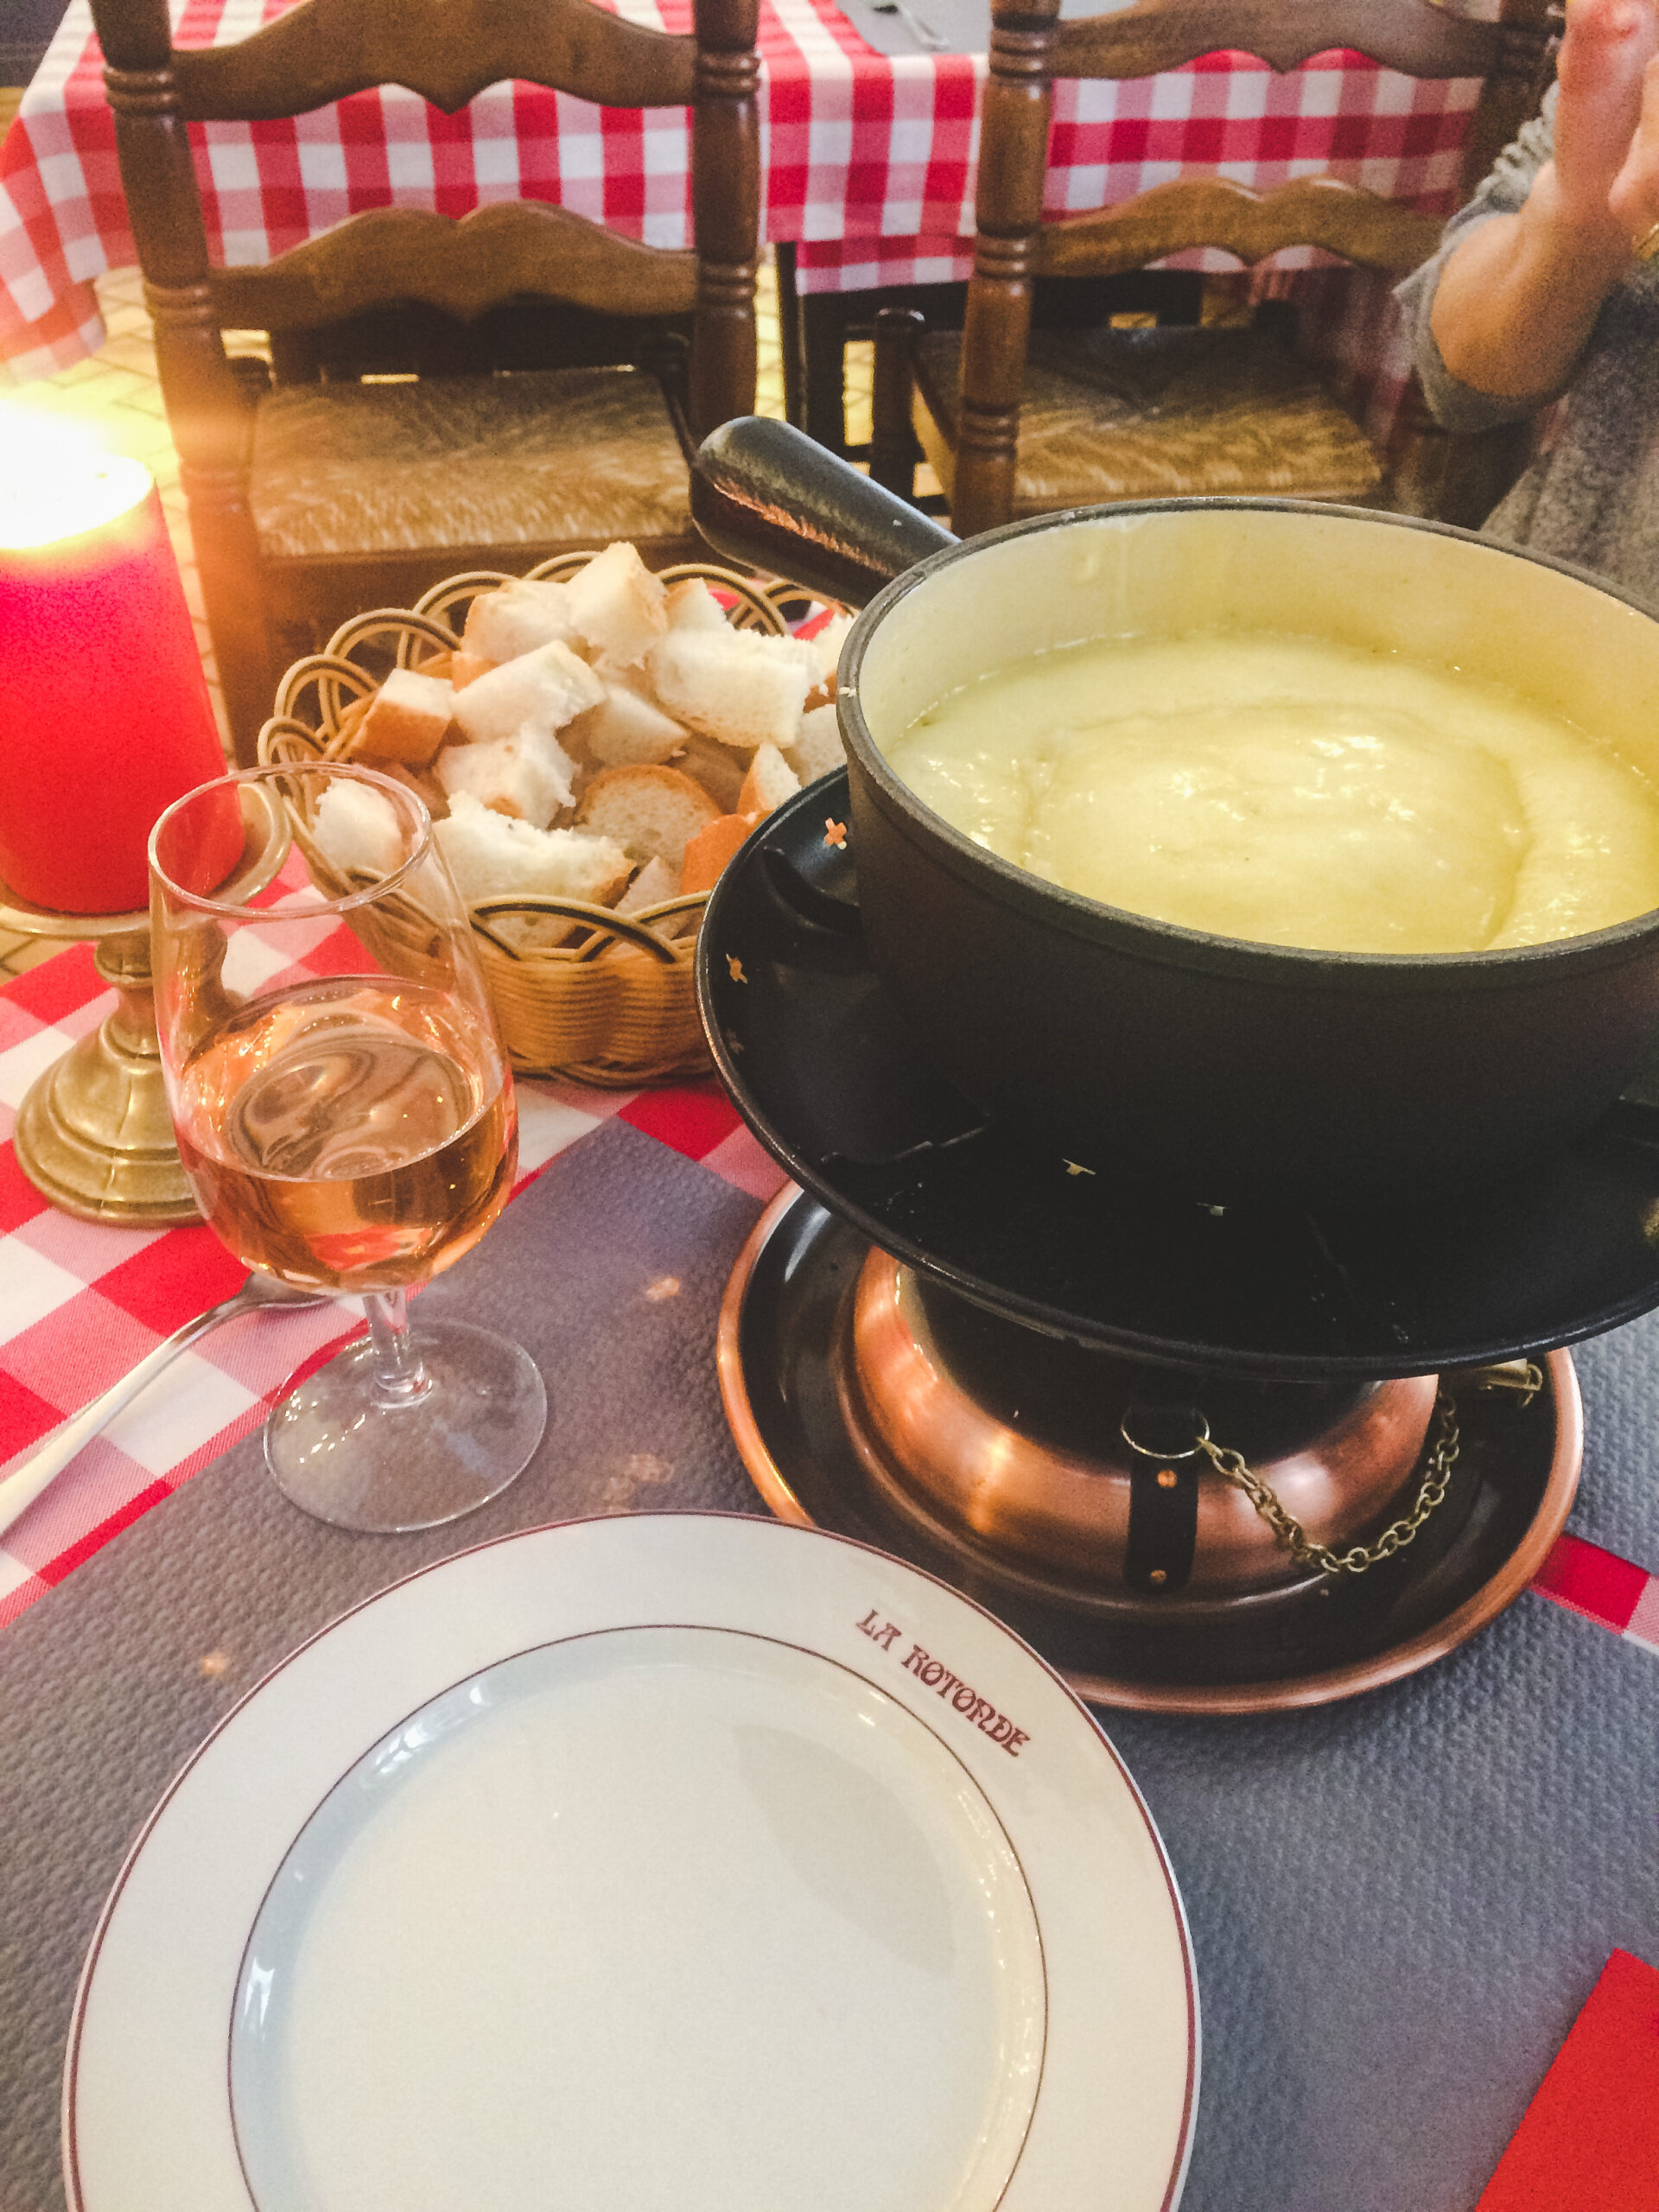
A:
[92,0,760,760]
[870,0,1556,538]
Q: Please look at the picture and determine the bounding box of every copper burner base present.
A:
[836,1245,1449,1626]
[718,1187,1584,1714]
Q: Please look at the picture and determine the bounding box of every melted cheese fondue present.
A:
[884,632,1659,954]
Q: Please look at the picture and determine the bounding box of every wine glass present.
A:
[149,763,546,1532]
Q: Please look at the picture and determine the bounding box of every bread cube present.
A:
[352,667,454,768]
[566,542,668,668]
[738,743,801,817]
[664,577,731,632]
[449,650,496,692]
[576,681,689,768]
[462,578,580,664]
[647,626,818,753]
[616,855,682,914]
[314,779,405,878]
[681,811,760,895]
[785,701,846,785]
[435,724,577,828]
[435,792,629,906]
[452,639,605,747]
[809,612,851,689]
[575,764,722,871]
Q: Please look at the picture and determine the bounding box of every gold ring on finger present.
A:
[1633,218,1659,261]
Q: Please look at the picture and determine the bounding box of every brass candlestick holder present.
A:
[4,786,289,1227]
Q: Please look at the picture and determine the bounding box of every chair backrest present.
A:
[953,0,1556,531]
[91,0,760,443]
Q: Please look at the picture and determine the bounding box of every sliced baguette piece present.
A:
[681,811,760,895]
[575,763,722,872]
[435,791,629,906]
[575,681,689,768]
[452,639,605,747]
[435,724,577,828]
[352,667,454,768]
[664,576,731,632]
[566,542,668,668]
[647,626,818,753]
[671,731,748,813]
[462,577,580,663]
[314,778,405,877]
[738,742,801,817]
[784,700,846,785]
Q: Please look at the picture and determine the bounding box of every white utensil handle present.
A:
[0,1294,245,1539]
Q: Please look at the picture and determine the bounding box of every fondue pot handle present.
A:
[691,416,957,608]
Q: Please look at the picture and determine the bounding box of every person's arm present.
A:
[1428,0,1658,404]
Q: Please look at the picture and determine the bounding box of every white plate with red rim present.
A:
[66,1513,1198,2212]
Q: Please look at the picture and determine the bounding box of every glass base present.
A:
[265,1319,547,1533]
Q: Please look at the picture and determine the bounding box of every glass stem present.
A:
[364,1289,431,1408]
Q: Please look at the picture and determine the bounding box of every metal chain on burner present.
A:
[1195,1393,1463,1577]
[1118,1359,1544,1578]
[1191,1362,1546,1575]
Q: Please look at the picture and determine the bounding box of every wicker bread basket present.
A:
[258,555,818,1085]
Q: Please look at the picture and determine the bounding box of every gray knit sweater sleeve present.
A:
[1394,84,1560,432]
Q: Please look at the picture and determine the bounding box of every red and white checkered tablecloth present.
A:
[0,0,1481,440]
[0,936,785,1633]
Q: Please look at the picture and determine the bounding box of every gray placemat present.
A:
[3,1119,1658,2210]
[0,1121,764,2212]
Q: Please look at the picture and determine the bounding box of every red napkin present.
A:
[1478,1950,1659,2210]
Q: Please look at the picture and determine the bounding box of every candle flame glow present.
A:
[0,406,152,550]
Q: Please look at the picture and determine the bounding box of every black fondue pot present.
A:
[691,419,1659,1199]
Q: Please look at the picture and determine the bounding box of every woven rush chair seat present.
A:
[869,0,1555,538]
[251,365,692,561]
[92,0,761,763]
[911,324,1382,512]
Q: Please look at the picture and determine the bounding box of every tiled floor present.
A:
[0,83,813,976]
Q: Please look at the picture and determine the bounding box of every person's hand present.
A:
[1553,0,1659,238]
[1610,53,1659,250]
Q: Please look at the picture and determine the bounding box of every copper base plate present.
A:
[719,1188,1585,1715]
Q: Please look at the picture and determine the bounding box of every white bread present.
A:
[435,791,628,906]
[566,542,668,668]
[664,576,730,632]
[462,577,580,663]
[435,724,577,828]
[377,760,448,819]
[575,764,722,870]
[616,855,682,914]
[785,700,846,785]
[485,912,580,952]
[575,681,688,768]
[352,667,454,768]
[809,612,851,688]
[449,650,496,692]
[647,626,818,753]
[681,811,759,895]
[452,639,605,747]
[670,731,748,812]
[314,779,405,877]
[737,743,801,817]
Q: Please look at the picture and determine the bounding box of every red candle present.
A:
[0,424,237,913]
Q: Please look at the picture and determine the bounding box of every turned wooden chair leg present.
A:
[184,491,278,766]
[870,306,925,499]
